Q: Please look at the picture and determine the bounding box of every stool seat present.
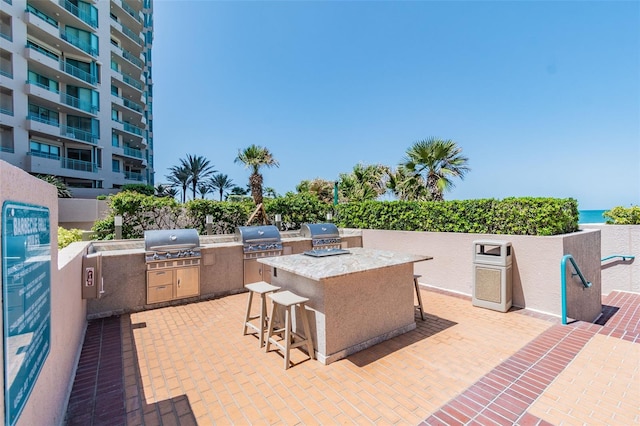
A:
[266,290,315,369]
[245,281,280,294]
[243,281,281,348]
[269,290,309,307]
[413,275,425,321]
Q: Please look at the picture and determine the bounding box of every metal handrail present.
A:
[560,254,592,325]
[601,254,635,262]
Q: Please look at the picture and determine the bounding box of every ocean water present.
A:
[579,209,607,224]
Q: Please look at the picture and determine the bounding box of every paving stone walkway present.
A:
[65,289,639,425]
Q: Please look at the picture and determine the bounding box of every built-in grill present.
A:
[300,223,342,250]
[144,229,202,304]
[235,225,283,284]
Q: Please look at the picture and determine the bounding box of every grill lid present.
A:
[144,229,200,252]
[235,225,281,245]
[300,223,340,239]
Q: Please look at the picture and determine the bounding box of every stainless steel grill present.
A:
[235,225,283,258]
[144,229,202,304]
[235,225,283,284]
[144,229,202,266]
[300,223,342,250]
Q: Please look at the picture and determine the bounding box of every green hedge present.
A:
[91,194,579,239]
[334,197,579,236]
[604,206,640,225]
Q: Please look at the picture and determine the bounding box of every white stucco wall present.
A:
[361,228,602,320]
[0,160,87,426]
[581,224,639,294]
[58,198,109,230]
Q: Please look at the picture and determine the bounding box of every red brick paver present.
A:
[65,290,640,425]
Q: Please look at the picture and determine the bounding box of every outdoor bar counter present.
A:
[258,247,431,364]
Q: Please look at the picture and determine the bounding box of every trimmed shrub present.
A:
[335,197,579,236]
[58,227,83,249]
[604,206,640,225]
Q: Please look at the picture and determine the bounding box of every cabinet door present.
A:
[176,267,200,299]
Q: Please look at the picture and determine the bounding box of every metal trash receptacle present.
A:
[472,240,512,312]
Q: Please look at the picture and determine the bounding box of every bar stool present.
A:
[243,281,281,347]
[414,274,425,321]
[265,290,315,369]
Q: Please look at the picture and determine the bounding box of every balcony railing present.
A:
[125,170,143,181]
[60,31,97,56]
[61,92,98,114]
[27,113,60,127]
[62,157,97,173]
[0,146,14,153]
[0,70,12,79]
[61,125,97,144]
[27,79,60,94]
[59,0,97,28]
[121,25,143,45]
[61,60,97,85]
[0,32,11,42]
[121,1,142,24]
[122,74,143,90]
[26,5,58,28]
[124,146,143,159]
[26,43,59,61]
[28,150,60,160]
[0,107,14,116]
[121,48,143,68]
[114,95,143,113]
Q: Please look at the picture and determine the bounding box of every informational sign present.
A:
[2,202,51,426]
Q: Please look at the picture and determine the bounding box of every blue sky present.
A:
[151,1,639,210]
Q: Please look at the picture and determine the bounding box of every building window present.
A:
[28,70,59,92]
[111,84,119,96]
[112,159,120,172]
[112,132,119,147]
[0,125,14,153]
[28,104,59,126]
[29,141,60,159]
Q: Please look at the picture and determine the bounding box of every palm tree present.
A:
[166,165,191,203]
[296,178,335,204]
[197,182,210,199]
[208,173,235,201]
[400,138,470,201]
[36,174,72,198]
[181,154,216,201]
[386,166,431,201]
[234,145,279,206]
[338,164,389,203]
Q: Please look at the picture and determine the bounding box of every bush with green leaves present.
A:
[122,183,155,196]
[265,192,331,230]
[92,191,181,239]
[335,197,579,236]
[58,227,83,248]
[604,206,640,225]
[184,199,252,234]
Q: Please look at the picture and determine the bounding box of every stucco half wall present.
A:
[0,160,88,426]
[361,228,602,321]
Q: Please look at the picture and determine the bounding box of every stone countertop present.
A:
[258,247,432,281]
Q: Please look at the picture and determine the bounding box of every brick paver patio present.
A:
[66,289,639,425]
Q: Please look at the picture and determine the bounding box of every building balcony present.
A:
[110,19,143,48]
[24,43,60,72]
[60,31,97,58]
[26,114,61,137]
[60,125,98,144]
[61,93,98,115]
[58,0,98,29]
[111,69,143,93]
[124,170,144,182]
[24,8,60,41]
[60,60,97,86]
[112,0,143,26]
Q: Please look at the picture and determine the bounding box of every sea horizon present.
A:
[578,209,608,224]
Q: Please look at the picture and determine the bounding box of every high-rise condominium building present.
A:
[0,0,154,198]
